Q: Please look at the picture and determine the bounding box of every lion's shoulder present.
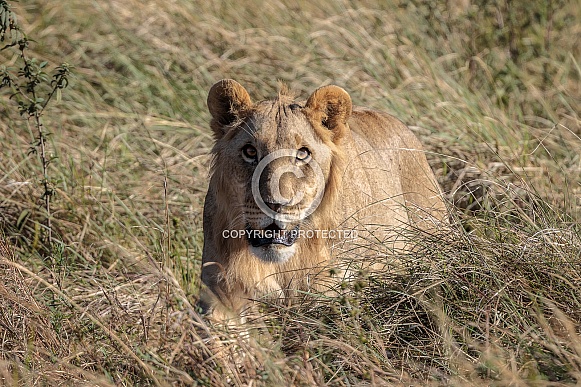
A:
[347,107,421,149]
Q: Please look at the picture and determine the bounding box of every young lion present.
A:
[199,79,447,321]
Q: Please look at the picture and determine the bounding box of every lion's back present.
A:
[340,107,446,233]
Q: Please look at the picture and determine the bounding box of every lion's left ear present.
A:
[305,85,352,142]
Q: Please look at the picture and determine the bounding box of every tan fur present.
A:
[200,79,447,321]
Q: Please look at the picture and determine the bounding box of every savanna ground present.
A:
[0,0,580,385]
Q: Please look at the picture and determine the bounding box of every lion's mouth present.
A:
[246,223,300,247]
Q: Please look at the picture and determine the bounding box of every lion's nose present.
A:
[265,202,283,212]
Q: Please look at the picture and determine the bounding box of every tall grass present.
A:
[0,0,579,385]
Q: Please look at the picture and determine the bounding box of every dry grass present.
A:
[0,0,580,385]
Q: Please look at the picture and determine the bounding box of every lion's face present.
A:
[219,104,332,263]
[208,80,351,263]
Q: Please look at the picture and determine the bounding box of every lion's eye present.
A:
[242,144,257,160]
[296,147,311,161]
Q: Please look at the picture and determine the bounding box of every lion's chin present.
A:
[249,244,296,264]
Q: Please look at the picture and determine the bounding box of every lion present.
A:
[199,79,447,321]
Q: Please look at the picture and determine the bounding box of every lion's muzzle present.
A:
[246,223,300,247]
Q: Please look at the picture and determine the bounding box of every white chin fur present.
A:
[250,244,296,263]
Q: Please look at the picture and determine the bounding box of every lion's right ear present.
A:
[207,79,252,139]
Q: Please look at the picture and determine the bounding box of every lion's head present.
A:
[207,79,350,264]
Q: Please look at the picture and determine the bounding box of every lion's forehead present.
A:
[246,104,322,149]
